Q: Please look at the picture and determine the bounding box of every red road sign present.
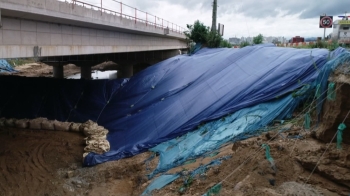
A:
[319,16,333,28]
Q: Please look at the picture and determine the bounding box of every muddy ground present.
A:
[0,63,350,196]
[0,125,349,196]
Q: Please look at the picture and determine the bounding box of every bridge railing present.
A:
[70,0,186,34]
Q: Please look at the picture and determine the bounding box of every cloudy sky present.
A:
[73,0,350,39]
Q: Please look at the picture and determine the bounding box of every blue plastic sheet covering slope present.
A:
[142,48,350,193]
[148,94,301,178]
[0,45,347,167]
[0,59,16,72]
[84,45,346,166]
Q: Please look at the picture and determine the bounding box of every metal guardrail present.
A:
[71,0,186,34]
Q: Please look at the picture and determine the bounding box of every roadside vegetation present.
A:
[239,34,264,48]
[253,34,264,44]
[185,20,232,48]
[291,39,340,51]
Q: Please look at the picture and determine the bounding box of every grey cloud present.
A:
[102,0,350,22]
[221,0,350,19]
[133,0,350,19]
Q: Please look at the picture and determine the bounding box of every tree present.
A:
[220,39,232,48]
[185,20,232,48]
[253,34,264,44]
[185,20,210,44]
[206,31,222,48]
[240,41,250,48]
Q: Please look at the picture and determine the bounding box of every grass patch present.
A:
[6,58,37,67]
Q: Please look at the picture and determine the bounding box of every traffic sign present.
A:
[319,16,333,28]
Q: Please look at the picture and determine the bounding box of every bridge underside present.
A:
[41,49,183,79]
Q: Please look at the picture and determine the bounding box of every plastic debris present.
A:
[327,82,336,101]
[262,144,277,172]
[304,113,311,129]
[203,183,222,196]
[337,123,347,149]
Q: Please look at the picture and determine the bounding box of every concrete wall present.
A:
[0,0,185,39]
[0,17,187,58]
[0,0,187,58]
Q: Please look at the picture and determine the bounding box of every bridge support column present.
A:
[53,65,64,79]
[81,66,92,80]
[117,64,133,78]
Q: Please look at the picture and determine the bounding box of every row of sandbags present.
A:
[0,118,110,159]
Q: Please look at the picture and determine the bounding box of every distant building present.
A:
[289,36,304,43]
[229,37,241,45]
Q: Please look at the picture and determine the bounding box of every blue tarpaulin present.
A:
[0,59,16,73]
[0,45,348,167]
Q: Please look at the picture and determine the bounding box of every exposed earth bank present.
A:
[0,63,350,196]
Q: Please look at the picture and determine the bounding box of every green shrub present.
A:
[240,41,250,48]
[253,34,263,44]
[220,39,232,48]
[206,31,222,48]
[184,20,209,44]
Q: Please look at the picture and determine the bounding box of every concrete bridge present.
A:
[0,0,188,78]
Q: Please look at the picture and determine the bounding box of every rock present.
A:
[233,175,250,191]
[66,171,74,178]
[277,182,321,196]
[72,179,82,185]
[70,165,78,170]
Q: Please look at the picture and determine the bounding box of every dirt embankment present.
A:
[1,124,350,196]
[0,64,350,195]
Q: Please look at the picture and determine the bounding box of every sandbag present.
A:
[41,120,55,130]
[84,127,108,137]
[29,118,47,130]
[84,134,107,141]
[70,123,82,132]
[54,121,72,131]
[80,120,108,136]
[84,139,110,154]
[79,120,96,131]
[79,120,111,158]
[15,119,29,129]
[0,118,5,127]
[5,118,16,127]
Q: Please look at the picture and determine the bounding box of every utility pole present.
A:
[211,0,217,32]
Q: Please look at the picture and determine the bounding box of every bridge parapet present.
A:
[0,0,186,39]
[0,0,187,58]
